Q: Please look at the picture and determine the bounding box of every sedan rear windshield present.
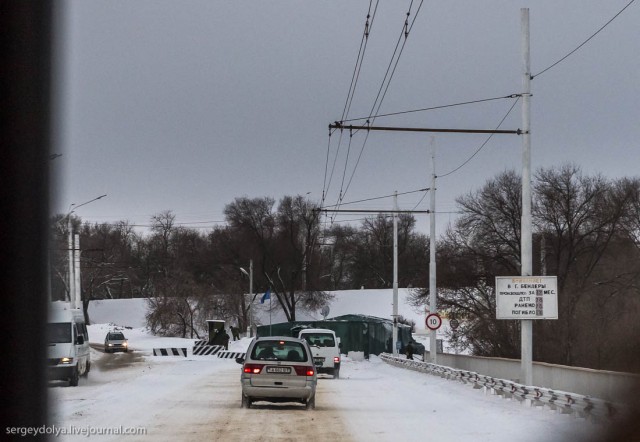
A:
[251,340,308,362]
[301,333,335,347]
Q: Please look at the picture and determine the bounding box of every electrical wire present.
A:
[321,187,430,209]
[322,130,333,205]
[322,1,380,211]
[337,0,426,210]
[341,0,380,122]
[337,130,354,210]
[331,19,407,218]
[438,96,520,179]
[411,189,429,211]
[339,94,520,123]
[323,129,346,207]
[369,0,425,121]
[532,0,636,79]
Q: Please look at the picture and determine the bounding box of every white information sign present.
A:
[496,276,558,320]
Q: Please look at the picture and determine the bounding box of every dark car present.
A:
[104,331,128,353]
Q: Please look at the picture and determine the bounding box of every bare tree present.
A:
[223,196,331,322]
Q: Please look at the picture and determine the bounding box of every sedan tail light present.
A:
[334,357,340,363]
[243,364,265,374]
[293,366,315,376]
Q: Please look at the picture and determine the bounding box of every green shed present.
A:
[256,314,412,358]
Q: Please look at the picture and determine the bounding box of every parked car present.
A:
[236,337,317,409]
[298,328,341,378]
[104,331,128,353]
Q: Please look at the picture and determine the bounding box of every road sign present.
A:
[449,319,460,330]
[495,276,558,320]
[425,313,442,331]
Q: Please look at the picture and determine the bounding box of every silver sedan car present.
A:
[104,331,128,353]
[236,336,317,409]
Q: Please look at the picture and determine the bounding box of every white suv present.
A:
[298,328,341,379]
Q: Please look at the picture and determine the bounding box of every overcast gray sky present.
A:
[52,1,639,236]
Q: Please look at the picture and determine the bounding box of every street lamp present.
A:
[62,194,107,308]
[240,260,253,337]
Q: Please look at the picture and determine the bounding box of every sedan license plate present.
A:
[314,357,325,366]
[266,366,291,374]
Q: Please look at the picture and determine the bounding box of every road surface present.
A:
[49,349,599,441]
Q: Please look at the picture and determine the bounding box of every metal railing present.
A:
[380,353,622,422]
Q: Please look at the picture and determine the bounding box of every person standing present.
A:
[222,328,230,350]
[405,341,414,360]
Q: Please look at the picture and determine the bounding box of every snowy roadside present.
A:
[48,326,600,441]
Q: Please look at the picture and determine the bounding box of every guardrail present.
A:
[380,353,622,422]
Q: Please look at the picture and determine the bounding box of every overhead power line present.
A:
[438,97,521,178]
[339,94,520,123]
[318,209,430,214]
[532,0,637,79]
[321,187,429,209]
[332,0,426,222]
[411,189,429,211]
[324,1,380,205]
[341,0,380,122]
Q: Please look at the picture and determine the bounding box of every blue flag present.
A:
[260,288,271,304]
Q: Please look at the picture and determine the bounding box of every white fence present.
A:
[381,353,625,422]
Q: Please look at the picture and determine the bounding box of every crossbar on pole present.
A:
[330,123,523,135]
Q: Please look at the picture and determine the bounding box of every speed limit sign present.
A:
[426,313,442,331]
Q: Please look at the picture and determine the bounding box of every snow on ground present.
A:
[88,299,148,328]
[47,295,606,441]
[251,288,428,331]
[49,326,602,441]
[332,355,601,442]
[86,288,436,337]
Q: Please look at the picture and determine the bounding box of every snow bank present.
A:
[86,288,427,331]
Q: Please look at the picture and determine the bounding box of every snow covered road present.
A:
[49,347,600,442]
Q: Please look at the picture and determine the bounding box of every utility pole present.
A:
[63,194,107,308]
[429,142,437,364]
[520,8,533,386]
[74,233,81,309]
[327,117,523,363]
[249,259,253,337]
[392,191,399,356]
[317,205,425,355]
[67,216,74,305]
[240,260,254,337]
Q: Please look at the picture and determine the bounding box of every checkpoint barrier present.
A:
[153,348,187,357]
[217,351,246,359]
[380,353,623,423]
[192,340,223,356]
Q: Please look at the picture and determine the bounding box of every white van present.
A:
[298,328,341,379]
[47,301,90,386]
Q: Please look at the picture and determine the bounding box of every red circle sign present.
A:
[425,313,442,331]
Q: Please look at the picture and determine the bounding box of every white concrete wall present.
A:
[425,352,640,402]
